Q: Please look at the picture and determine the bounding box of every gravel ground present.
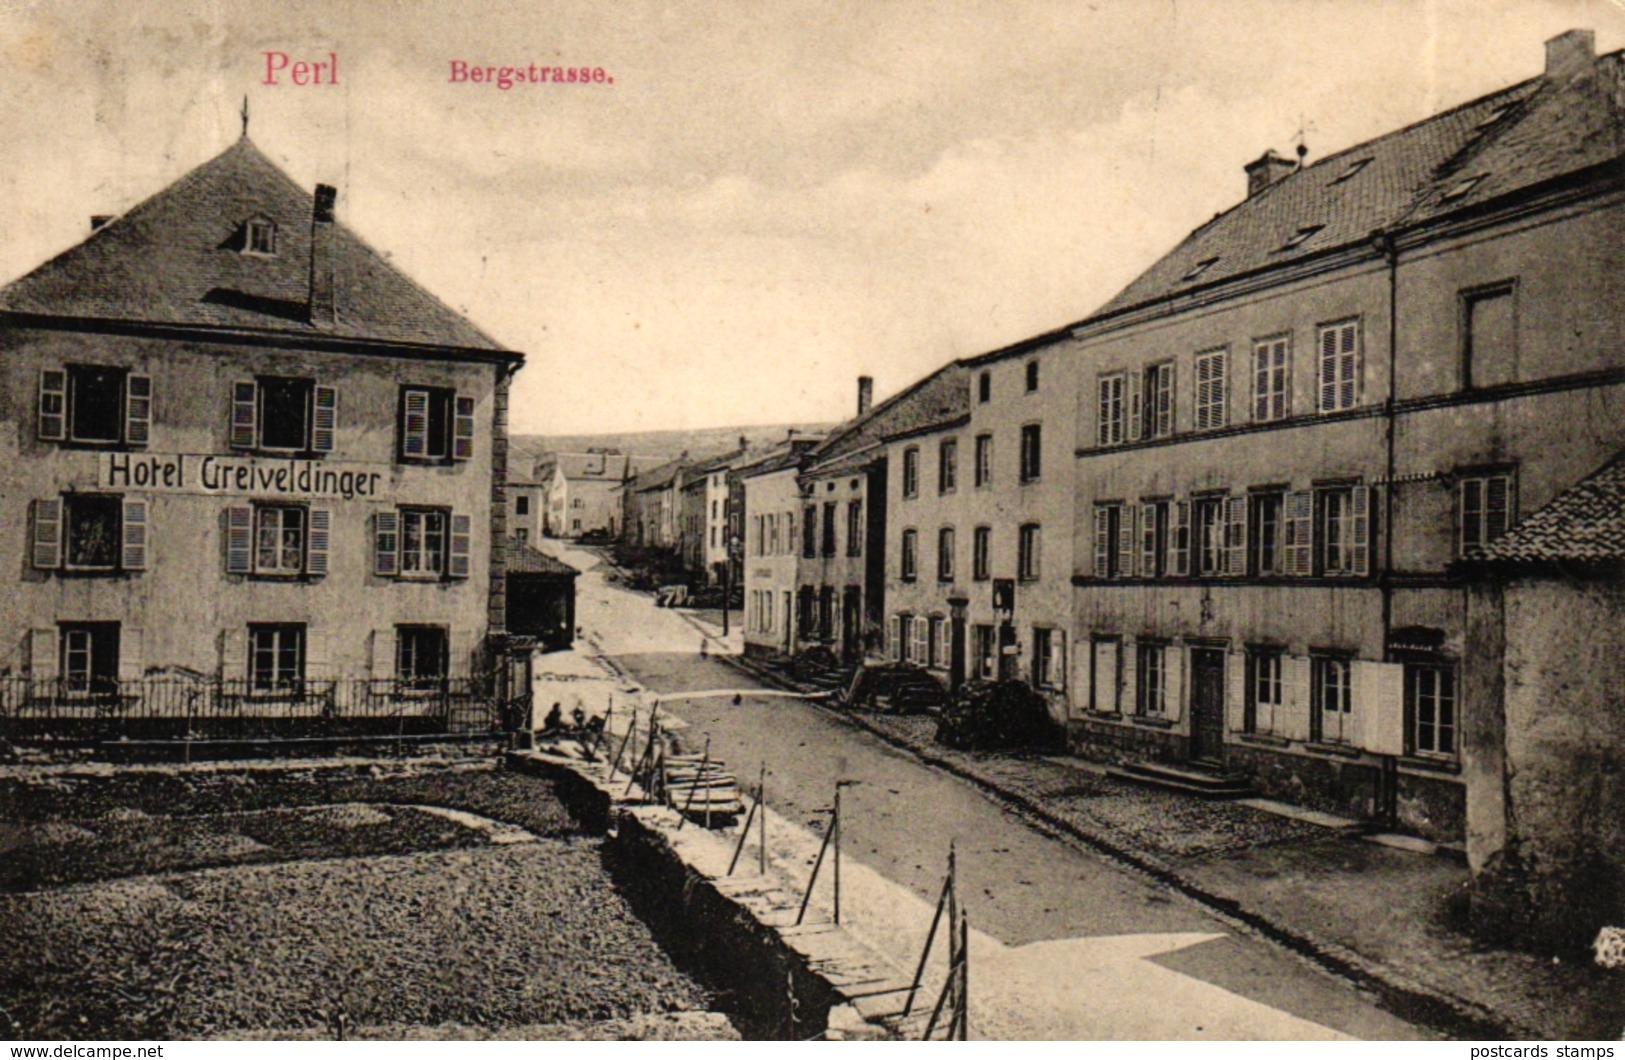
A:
[0,764,722,1040]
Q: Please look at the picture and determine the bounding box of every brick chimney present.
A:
[858,375,874,416]
[309,183,337,326]
[1545,28,1595,81]
[1244,149,1296,199]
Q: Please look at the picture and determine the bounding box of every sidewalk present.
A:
[723,654,1625,1041]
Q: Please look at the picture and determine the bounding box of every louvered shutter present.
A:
[448,513,472,578]
[1196,352,1225,430]
[374,510,399,576]
[1350,485,1371,576]
[1052,632,1066,691]
[1125,370,1143,442]
[123,375,153,446]
[1285,490,1314,576]
[230,381,257,448]
[1486,474,1512,542]
[38,369,67,440]
[31,499,62,570]
[1092,640,1119,713]
[371,629,397,681]
[1171,501,1190,576]
[311,386,337,452]
[1153,363,1174,437]
[1163,646,1184,722]
[1093,507,1111,577]
[225,505,253,574]
[1357,661,1406,756]
[914,620,927,664]
[219,627,247,682]
[890,616,901,661]
[1318,328,1338,411]
[1338,323,1359,410]
[29,629,58,682]
[117,628,144,683]
[121,498,148,571]
[1225,650,1247,732]
[1140,503,1158,576]
[1097,378,1113,446]
[306,508,331,576]
[1282,655,1312,741]
[304,627,328,681]
[1118,506,1136,578]
[453,395,476,460]
[401,389,430,458]
[1225,495,1248,576]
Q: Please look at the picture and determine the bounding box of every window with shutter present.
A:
[121,498,148,571]
[1194,497,1225,575]
[1097,374,1125,446]
[453,395,476,460]
[1250,491,1285,576]
[1145,362,1174,438]
[1252,336,1290,422]
[1458,470,1515,556]
[230,381,258,448]
[31,499,62,569]
[1224,495,1248,575]
[1349,485,1370,576]
[62,495,122,571]
[225,505,254,573]
[1194,348,1227,430]
[1093,505,1112,577]
[1118,504,1135,578]
[1284,491,1314,575]
[311,386,337,452]
[307,508,331,576]
[1171,501,1191,576]
[401,389,432,457]
[1125,370,1143,442]
[1139,501,1163,577]
[38,369,67,441]
[448,513,472,578]
[1316,320,1359,412]
[374,510,400,576]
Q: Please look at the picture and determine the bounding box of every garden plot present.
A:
[0,764,731,1040]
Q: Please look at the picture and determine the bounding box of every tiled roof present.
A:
[545,452,638,482]
[1090,51,1625,321]
[628,454,690,492]
[0,137,509,354]
[507,543,580,576]
[805,362,969,474]
[736,438,821,480]
[1471,455,1625,565]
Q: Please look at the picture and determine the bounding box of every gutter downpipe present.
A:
[1374,227,1401,830]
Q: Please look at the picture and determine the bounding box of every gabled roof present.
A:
[1469,454,1625,566]
[804,362,970,476]
[736,437,822,480]
[544,451,643,482]
[628,454,690,493]
[1087,50,1625,323]
[507,543,580,577]
[0,136,511,355]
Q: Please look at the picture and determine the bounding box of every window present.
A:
[246,217,278,255]
[1194,348,1227,430]
[1252,336,1290,422]
[516,495,530,516]
[711,499,718,520]
[62,495,123,571]
[1331,158,1371,185]
[516,528,529,545]
[396,625,449,689]
[1245,649,1285,735]
[938,438,958,493]
[1311,655,1353,744]
[1137,641,1169,717]
[1093,503,1127,578]
[972,526,991,581]
[399,387,474,462]
[973,625,996,681]
[978,371,991,403]
[232,376,336,453]
[974,434,992,488]
[902,447,920,498]
[1278,225,1323,251]
[802,505,817,558]
[927,616,945,669]
[1019,424,1042,482]
[1462,283,1517,389]
[1459,470,1515,556]
[1138,500,1170,578]
[821,502,837,557]
[1033,628,1064,690]
[818,587,834,641]
[1441,175,1484,201]
[1249,490,1285,576]
[1316,485,1369,576]
[1407,663,1458,759]
[1316,320,1360,413]
[896,614,914,662]
[1097,373,1125,446]
[1025,360,1039,392]
[1017,523,1041,581]
[254,505,308,576]
[937,527,955,582]
[374,509,470,579]
[59,623,120,698]
[1181,257,1218,282]
[900,529,918,581]
[248,624,305,695]
[38,365,151,446]
[1194,496,1226,576]
[1142,362,1174,438]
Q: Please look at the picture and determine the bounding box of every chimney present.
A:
[739,435,748,451]
[309,183,338,326]
[90,215,112,231]
[1244,149,1296,199]
[1545,28,1595,81]
[857,375,874,416]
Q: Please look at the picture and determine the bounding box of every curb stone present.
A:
[717,653,1532,1041]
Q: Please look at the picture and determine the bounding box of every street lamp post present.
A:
[722,534,740,637]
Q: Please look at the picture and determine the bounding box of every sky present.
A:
[0,0,1620,436]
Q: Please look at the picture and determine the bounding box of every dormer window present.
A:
[1278,225,1324,251]
[1441,175,1485,202]
[1476,106,1510,130]
[1331,158,1371,185]
[1181,257,1219,282]
[245,217,277,256]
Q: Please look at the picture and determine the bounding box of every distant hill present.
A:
[511,423,836,468]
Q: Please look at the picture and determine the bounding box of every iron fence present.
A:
[0,675,508,742]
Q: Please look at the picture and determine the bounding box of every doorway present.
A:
[1189,647,1227,764]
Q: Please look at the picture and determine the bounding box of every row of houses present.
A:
[731,30,1625,948]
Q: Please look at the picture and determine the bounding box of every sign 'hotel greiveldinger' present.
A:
[100,451,388,502]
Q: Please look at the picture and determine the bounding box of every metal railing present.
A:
[0,675,506,742]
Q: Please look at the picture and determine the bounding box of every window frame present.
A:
[1136,640,1170,718]
[1193,347,1228,431]
[66,364,130,445]
[902,446,920,499]
[1025,360,1040,393]
[396,624,450,691]
[398,506,451,579]
[1193,495,1226,576]
[1460,280,1518,390]
[938,437,958,494]
[1252,334,1291,422]
[1032,627,1064,690]
[1315,318,1361,414]
[58,622,120,699]
[1405,661,1458,761]
[972,525,991,581]
[937,526,956,582]
[1142,361,1175,439]
[978,371,991,403]
[973,433,993,488]
[60,494,125,573]
[1310,653,1354,745]
[1457,467,1516,557]
[1244,646,1286,735]
[900,528,918,582]
[252,503,309,577]
[1019,423,1042,483]
[1017,522,1041,582]
[247,623,306,697]
[1097,372,1125,447]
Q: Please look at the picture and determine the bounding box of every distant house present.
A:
[738,436,823,659]
[679,441,748,584]
[538,450,661,539]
